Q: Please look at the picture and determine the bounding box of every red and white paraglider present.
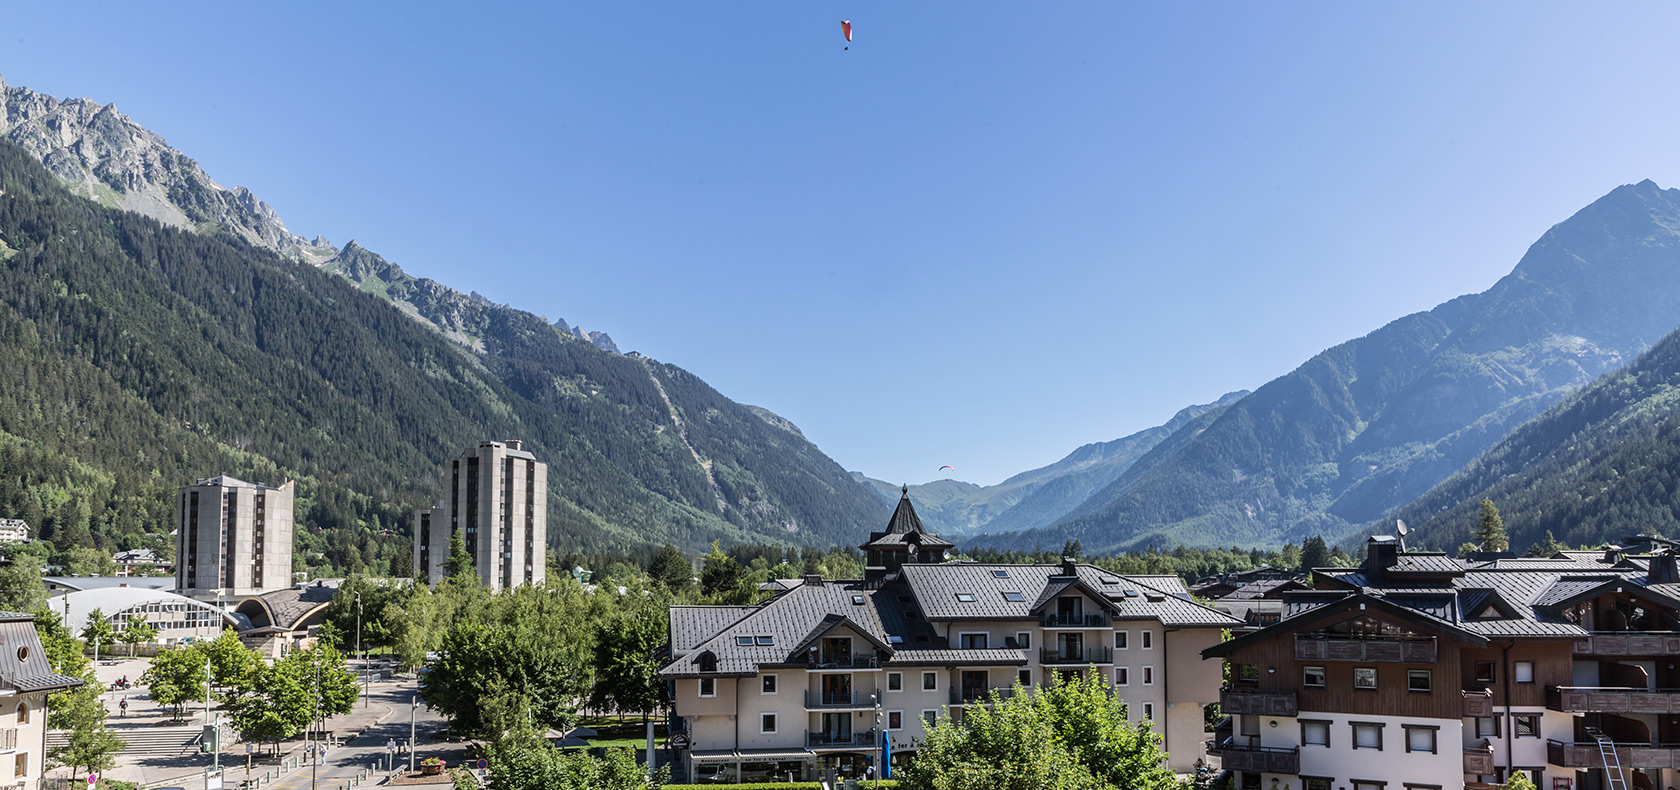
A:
[841,20,852,50]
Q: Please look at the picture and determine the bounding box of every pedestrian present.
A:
[118,697,127,716]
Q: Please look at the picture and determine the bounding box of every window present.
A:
[12,753,22,779]
[1354,667,1377,689]
[1015,632,1031,649]
[1514,714,1539,738]
[923,672,937,691]
[1475,661,1496,685]
[1115,631,1129,650]
[1304,778,1332,790]
[887,672,902,692]
[1404,785,1444,790]
[959,633,989,650]
[1115,667,1129,686]
[955,593,976,603]
[761,675,777,694]
[735,636,753,646]
[852,595,865,605]
[1407,669,1432,692]
[887,711,903,730]
[15,703,27,726]
[1352,782,1386,790]
[1002,592,1026,602]
[761,713,777,734]
[1303,666,1325,687]
[1142,702,1153,720]
[1142,666,1154,686]
[1141,630,1153,649]
[992,570,1010,578]
[1404,725,1438,754]
[1514,661,1535,683]
[1301,720,1329,747]
[1476,717,1500,737]
[921,710,937,728]
[1237,663,1260,683]
[755,635,774,646]
[1352,721,1384,750]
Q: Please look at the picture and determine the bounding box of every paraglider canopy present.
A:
[939,465,954,472]
[841,20,852,42]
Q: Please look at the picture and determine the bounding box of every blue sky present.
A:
[8,3,1680,486]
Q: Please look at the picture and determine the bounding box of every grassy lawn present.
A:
[571,715,667,750]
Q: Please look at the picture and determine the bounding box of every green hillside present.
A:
[1391,322,1680,551]
[984,180,1680,553]
[0,139,884,573]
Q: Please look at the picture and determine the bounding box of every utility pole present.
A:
[410,695,418,775]
[311,662,321,790]
[355,592,365,708]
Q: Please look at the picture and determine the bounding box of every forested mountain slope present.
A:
[0,139,884,573]
[983,180,1680,553]
[1392,322,1680,551]
[857,391,1247,538]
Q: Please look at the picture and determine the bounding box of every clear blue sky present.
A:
[8,3,1680,486]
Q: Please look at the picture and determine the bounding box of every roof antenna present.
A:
[1396,519,1410,553]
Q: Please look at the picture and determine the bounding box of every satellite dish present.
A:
[1396,519,1409,536]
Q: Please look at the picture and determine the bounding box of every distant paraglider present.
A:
[939,465,954,472]
[841,20,852,50]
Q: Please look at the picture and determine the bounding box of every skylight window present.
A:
[853,595,866,605]
[755,636,774,646]
[1002,592,1026,602]
[955,593,977,603]
[889,635,904,644]
[1100,577,1118,585]
[735,636,753,646]
[1123,590,1140,598]
[992,570,1010,578]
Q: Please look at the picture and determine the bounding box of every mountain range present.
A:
[0,76,887,569]
[977,179,1680,553]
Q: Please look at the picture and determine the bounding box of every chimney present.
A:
[1652,553,1680,585]
[803,574,823,587]
[1605,545,1624,565]
[505,439,522,451]
[1060,558,1078,577]
[1365,536,1399,583]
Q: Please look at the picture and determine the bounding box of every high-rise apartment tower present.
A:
[176,476,295,596]
[414,440,547,590]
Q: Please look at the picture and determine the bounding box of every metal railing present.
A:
[1039,646,1113,664]
[804,689,879,708]
[807,728,878,749]
[1042,613,1110,628]
[807,654,879,670]
[951,687,1017,705]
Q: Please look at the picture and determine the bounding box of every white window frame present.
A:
[1303,665,1326,687]
[760,713,777,734]
[1142,702,1153,720]
[1015,631,1031,649]
[1115,667,1129,686]
[1141,630,1153,650]
[761,674,777,695]
[922,671,938,691]
[1404,725,1437,754]
[1352,721,1384,750]
[958,631,989,650]
[886,710,903,731]
[698,678,716,698]
[1514,661,1535,684]
[921,709,937,729]
[886,672,903,692]
[1142,665,1154,686]
[1115,630,1129,650]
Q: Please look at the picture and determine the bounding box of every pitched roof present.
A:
[861,488,953,549]
[900,563,1237,626]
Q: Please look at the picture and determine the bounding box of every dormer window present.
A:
[698,652,718,672]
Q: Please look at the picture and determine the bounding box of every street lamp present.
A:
[355,592,365,708]
[410,695,419,775]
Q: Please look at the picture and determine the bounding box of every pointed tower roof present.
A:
[886,485,924,535]
[862,486,953,550]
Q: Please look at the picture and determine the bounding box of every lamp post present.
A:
[355,592,365,708]
[410,695,419,775]
[311,662,321,790]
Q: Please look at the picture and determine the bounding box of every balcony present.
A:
[807,729,878,751]
[1216,737,1299,775]
[1464,743,1495,775]
[1294,634,1436,663]
[1573,632,1680,657]
[804,689,880,710]
[1548,740,1680,769]
[1549,686,1680,714]
[951,687,1017,706]
[1042,613,1110,628]
[807,654,880,671]
[1040,646,1113,665]
[1220,688,1298,717]
[0,729,16,753]
[1463,688,1494,717]
[1208,716,1232,754]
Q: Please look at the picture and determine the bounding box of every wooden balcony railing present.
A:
[1464,743,1495,775]
[1294,634,1436,663]
[1463,688,1494,717]
[1220,688,1298,717]
[1549,686,1680,714]
[1572,632,1680,656]
[1547,740,1680,769]
[1217,738,1299,775]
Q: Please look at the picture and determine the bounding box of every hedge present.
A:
[661,782,898,790]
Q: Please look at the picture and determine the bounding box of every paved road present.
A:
[259,682,457,790]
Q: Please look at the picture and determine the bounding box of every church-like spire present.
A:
[886,484,925,535]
